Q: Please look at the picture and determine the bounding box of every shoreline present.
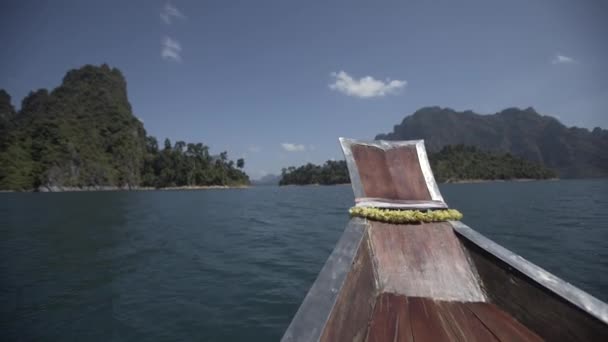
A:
[277,179,561,187]
[278,183,351,187]
[442,178,559,184]
[156,185,250,191]
[0,178,576,192]
[13,185,252,193]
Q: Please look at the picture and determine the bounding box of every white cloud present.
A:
[161,36,182,62]
[329,71,406,98]
[551,54,577,65]
[248,145,261,153]
[281,143,306,152]
[160,3,185,24]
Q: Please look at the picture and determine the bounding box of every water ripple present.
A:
[1,180,606,341]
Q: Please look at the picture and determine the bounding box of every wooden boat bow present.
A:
[282,138,608,342]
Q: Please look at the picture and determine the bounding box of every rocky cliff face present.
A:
[376,106,608,178]
[0,64,250,191]
[0,64,147,190]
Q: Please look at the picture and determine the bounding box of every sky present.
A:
[1,0,607,179]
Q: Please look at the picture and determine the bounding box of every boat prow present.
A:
[282,138,608,341]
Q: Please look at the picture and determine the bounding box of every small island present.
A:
[430,145,557,183]
[0,65,249,191]
[279,160,350,186]
[278,145,556,186]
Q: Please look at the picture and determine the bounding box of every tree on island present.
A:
[0,64,249,191]
[429,145,557,182]
[141,138,248,188]
[279,145,557,186]
[279,160,349,185]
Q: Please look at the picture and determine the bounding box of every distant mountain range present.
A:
[252,174,280,185]
[375,107,608,178]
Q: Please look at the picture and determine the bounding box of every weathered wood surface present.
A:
[340,138,446,207]
[468,302,543,342]
[408,297,456,341]
[320,234,377,342]
[368,221,485,302]
[350,144,432,201]
[351,144,397,199]
[366,293,542,342]
[366,293,413,342]
[436,301,499,342]
[460,235,608,341]
[385,146,431,200]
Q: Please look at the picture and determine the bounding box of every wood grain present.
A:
[467,302,543,342]
[461,237,608,341]
[366,293,413,342]
[350,144,433,201]
[351,144,397,199]
[385,146,432,200]
[320,234,376,342]
[365,294,545,342]
[408,297,458,341]
[434,301,499,342]
[368,221,485,302]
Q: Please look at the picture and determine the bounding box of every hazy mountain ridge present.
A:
[252,174,280,185]
[375,106,608,178]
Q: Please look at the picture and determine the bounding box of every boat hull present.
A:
[282,218,608,341]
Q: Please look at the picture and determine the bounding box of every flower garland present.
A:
[349,207,463,224]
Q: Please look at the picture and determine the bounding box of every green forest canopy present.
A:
[279,145,557,186]
[141,137,248,188]
[0,64,248,191]
[429,144,557,182]
[279,160,349,186]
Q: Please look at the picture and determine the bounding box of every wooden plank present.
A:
[459,235,608,341]
[467,302,543,342]
[366,295,545,342]
[320,233,377,342]
[436,301,499,342]
[385,146,432,200]
[408,297,457,341]
[366,293,413,342]
[351,144,397,199]
[368,221,485,302]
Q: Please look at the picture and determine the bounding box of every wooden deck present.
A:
[367,293,543,342]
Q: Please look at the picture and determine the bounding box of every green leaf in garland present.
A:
[349,207,463,223]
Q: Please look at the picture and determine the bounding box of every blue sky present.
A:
[1,0,607,179]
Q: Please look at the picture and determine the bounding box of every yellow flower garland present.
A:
[349,207,463,224]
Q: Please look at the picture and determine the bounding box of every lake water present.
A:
[1,180,607,341]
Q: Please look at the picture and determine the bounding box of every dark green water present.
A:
[1,180,607,341]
